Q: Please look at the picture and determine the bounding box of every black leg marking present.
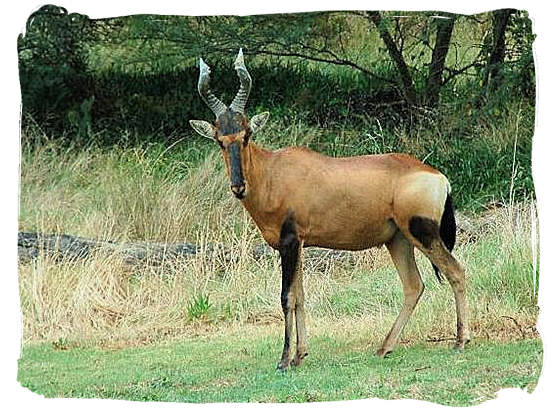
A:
[277,211,300,370]
[409,216,439,249]
[280,212,300,281]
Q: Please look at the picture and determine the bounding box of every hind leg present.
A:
[377,231,424,357]
[407,216,470,349]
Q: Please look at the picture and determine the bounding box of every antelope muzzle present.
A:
[228,142,246,199]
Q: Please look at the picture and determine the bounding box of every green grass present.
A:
[186,293,213,321]
[18,329,541,405]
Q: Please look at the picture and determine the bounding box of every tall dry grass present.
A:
[18,137,539,348]
[20,141,244,242]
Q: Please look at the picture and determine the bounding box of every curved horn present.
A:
[229,48,252,114]
[198,58,227,117]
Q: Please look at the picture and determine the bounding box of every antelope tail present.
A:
[432,193,457,282]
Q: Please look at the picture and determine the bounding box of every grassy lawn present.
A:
[18,327,542,405]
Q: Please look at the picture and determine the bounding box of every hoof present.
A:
[454,337,470,352]
[375,348,392,358]
[291,352,308,367]
[276,360,290,372]
[453,344,465,353]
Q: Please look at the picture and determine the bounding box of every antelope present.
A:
[189,49,469,371]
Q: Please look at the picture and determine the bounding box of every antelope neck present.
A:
[241,143,271,206]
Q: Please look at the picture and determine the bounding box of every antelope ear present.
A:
[189,120,216,140]
[249,112,270,134]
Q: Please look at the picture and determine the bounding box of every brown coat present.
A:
[235,143,450,251]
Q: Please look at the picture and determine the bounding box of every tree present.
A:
[18,5,121,137]
[366,11,417,105]
[482,9,515,98]
[425,15,455,106]
[175,11,484,109]
[18,5,93,102]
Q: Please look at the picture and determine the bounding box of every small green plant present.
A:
[186,293,212,321]
[51,338,70,350]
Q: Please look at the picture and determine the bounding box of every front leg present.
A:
[291,259,308,367]
[277,212,303,371]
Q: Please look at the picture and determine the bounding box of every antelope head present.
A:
[189,49,270,199]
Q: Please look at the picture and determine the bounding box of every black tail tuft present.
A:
[432,194,457,282]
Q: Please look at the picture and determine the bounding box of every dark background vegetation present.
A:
[18,6,535,211]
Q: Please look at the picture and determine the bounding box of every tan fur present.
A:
[238,143,449,250]
[227,141,469,364]
[197,126,468,368]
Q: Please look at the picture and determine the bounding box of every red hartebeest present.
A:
[190,49,469,371]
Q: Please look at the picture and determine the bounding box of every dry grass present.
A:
[19,134,537,345]
[17,140,539,348]
[20,144,242,241]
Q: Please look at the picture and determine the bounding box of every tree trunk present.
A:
[425,16,455,107]
[367,11,417,106]
[483,9,515,96]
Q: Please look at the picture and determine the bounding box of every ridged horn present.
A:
[229,48,252,114]
[197,58,227,117]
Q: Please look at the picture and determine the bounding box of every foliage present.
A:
[17,9,540,404]
[18,8,535,143]
[17,7,536,213]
